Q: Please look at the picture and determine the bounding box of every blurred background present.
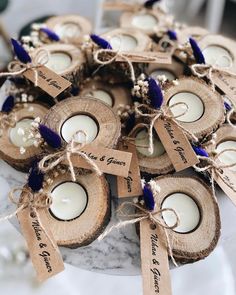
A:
[0,0,236,294]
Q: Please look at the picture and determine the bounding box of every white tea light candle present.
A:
[61,114,98,143]
[169,92,204,123]
[150,69,175,81]
[89,89,113,106]
[162,193,200,233]
[46,15,92,45]
[110,34,138,51]
[50,182,88,221]
[216,140,236,172]
[202,46,233,68]
[46,52,72,73]
[132,14,158,30]
[135,129,165,157]
[55,22,81,39]
[9,119,34,147]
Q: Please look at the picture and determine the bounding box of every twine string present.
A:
[122,122,152,149]
[135,102,198,154]
[194,148,236,196]
[191,55,236,92]
[0,186,57,249]
[0,48,50,86]
[93,33,170,84]
[157,36,177,56]
[98,201,180,266]
[93,47,136,82]
[226,107,236,128]
[39,130,102,181]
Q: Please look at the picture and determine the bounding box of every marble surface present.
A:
[0,222,234,295]
[1,157,236,276]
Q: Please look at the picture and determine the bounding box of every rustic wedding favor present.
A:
[132,126,174,174]
[101,28,152,52]
[45,14,92,44]
[154,175,220,262]
[79,76,132,110]
[36,43,85,84]
[1,0,236,294]
[199,124,236,206]
[199,34,236,70]
[21,168,110,248]
[120,8,165,36]
[135,175,220,295]
[0,102,48,171]
[164,77,225,138]
[146,58,184,81]
[43,96,121,147]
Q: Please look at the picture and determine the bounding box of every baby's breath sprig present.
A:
[19,117,43,155]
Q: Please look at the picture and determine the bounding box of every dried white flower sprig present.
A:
[21,22,60,51]
[132,74,149,103]
[19,117,43,154]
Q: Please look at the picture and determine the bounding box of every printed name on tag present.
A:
[212,71,236,107]
[24,65,72,98]
[213,161,236,206]
[17,205,64,282]
[154,118,199,171]
[140,219,172,295]
[117,141,143,198]
[70,145,133,177]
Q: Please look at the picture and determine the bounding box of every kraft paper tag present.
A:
[213,162,236,206]
[23,65,72,98]
[212,71,236,106]
[71,145,132,177]
[115,52,172,64]
[140,219,172,295]
[154,118,199,171]
[117,142,143,198]
[17,206,64,282]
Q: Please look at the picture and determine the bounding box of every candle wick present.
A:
[61,198,70,204]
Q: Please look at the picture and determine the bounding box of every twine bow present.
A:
[39,130,102,182]
[98,201,180,266]
[191,55,236,92]
[0,48,49,87]
[0,186,58,250]
[194,149,236,196]
[135,102,198,154]
[93,46,136,82]
[0,187,51,222]
[157,36,177,56]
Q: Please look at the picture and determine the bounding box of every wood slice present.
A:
[129,126,174,175]
[176,26,209,44]
[79,77,132,112]
[101,28,152,52]
[206,124,236,154]
[146,58,184,80]
[154,175,221,262]
[120,9,165,36]
[164,76,225,139]
[0,103,48,172]
[45,15,92,45]
[198,34,236,73]
[43,97,121,148]
[37,44,86,85]
[22,169,110,248]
